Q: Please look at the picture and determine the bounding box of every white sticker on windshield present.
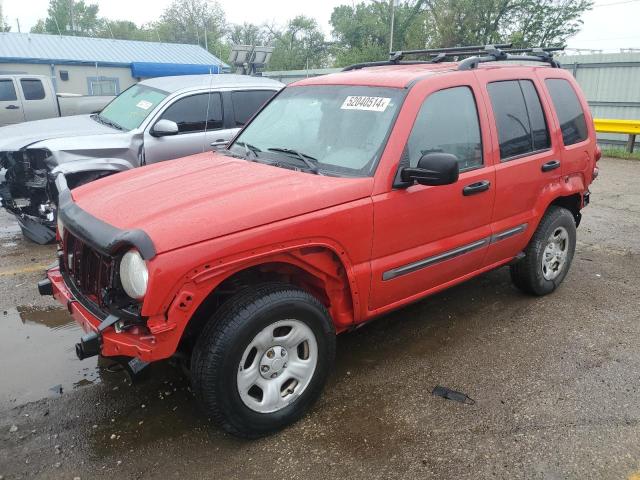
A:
[136,100,153,110]
[341,96,391,112]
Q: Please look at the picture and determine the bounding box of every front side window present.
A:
[407,86,483,171]
[228,85,404,177]
[0,80,17,101]
[159,93,223,134]
[20,79,45,100]
[488,80,551,160]
[545,78,588,146]
[98,84,169,131]
[232,90,276,126]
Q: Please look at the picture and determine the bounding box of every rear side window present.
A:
[160,92,223,133]
[488,80,550,160]
[231,90,274,126]
[20,79,46,100]
[407,86,483,171]
[0,80,17,101]
[545,78,588,146]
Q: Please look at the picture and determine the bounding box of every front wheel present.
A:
[191,283,335,438]
[510,206,577,296]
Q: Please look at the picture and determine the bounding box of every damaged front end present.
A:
[0,148,58,244]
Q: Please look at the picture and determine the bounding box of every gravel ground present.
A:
[0,157,639,480]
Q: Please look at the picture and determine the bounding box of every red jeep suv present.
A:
[39,46,599,438]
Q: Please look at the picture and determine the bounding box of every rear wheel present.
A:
[191,283,335,438]
[510,206,577,296]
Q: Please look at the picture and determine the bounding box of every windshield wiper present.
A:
[267,148,319,174]
[235,141,261,159]
[92,114,125,131]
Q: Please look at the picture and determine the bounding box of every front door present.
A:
[0,79,25,126]
[144,92,234,164]
[369,84,496,310]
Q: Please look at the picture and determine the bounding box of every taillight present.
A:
[595,145,602,162]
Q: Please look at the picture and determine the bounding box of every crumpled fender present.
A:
[50,157,134,177]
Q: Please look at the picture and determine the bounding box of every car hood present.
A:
[0,114,116,151]
[71,152,374,254]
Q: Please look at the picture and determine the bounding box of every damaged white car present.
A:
[0,74,282,243]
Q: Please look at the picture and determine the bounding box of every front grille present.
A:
[63,231,115,308]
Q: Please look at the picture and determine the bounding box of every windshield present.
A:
[228,85,405,176]
[98,84,169,131]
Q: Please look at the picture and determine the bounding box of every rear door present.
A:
[144,91,229,163]
[17,77,57,121]
[540,75,594,179]
[369,82,496,310]
[0,78,25,126]
[474,70,562,265]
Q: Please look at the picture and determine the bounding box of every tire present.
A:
[510,206,577,296]
[191,283,336,438]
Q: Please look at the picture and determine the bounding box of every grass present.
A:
[600,146,640,160]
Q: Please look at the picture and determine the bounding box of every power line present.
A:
[592,0,640,7]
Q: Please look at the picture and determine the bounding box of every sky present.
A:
[3,0,640,52]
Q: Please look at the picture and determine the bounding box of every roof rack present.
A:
[457,45,564,70]
[341,44,564,72]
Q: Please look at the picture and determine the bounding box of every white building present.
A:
[0,32,229,96]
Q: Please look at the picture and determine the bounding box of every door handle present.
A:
[462,180,491,196]
[210,139,228,148]
[541,159,561,172]
[5,105,19,110]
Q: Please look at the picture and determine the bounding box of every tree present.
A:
[150,0,226,49]
[30,0,100,36]
[96,19,145,40]
[330,1,429,66]
[330,0,593,67]
[0,2,11,32]
[229,22,271,46]
[268,16,328,70]
[422,0,593,47]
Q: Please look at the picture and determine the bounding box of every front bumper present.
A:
[45,266,158,361]
[0,181,56,244]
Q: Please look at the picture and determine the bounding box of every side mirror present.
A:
[401,152,459,186]
[150,119,179,137]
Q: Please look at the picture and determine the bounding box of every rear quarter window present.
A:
[544,78,588,146]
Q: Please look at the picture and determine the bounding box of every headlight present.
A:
[119,250,148,300]
[56,216,65,240]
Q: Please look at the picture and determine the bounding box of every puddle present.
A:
[0,306,122,408]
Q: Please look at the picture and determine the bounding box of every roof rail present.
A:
[457,45,564,70]
[340,44,564,72]
[389,43,513,63]
[342,44,514,71]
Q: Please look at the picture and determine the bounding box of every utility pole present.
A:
[69,0,75,35]
[389,0,396,53]
[16,18,21,33]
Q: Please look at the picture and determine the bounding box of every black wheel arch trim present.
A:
[55,173,157,260]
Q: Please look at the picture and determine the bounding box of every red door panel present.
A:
[369,79,496,312]
[369,167,495,310]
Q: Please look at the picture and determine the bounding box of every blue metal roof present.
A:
[0,32,228,69]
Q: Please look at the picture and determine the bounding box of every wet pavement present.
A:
[1,158,640,479]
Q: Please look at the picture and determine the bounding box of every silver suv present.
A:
[0,74,283,243]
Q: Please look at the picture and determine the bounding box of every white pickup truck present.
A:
[0,74,113,126]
